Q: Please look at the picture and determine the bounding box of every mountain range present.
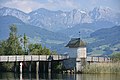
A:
[0,7,120,31]
[0,7,120,57]
[87,25,120,56]
[0,16,68,46]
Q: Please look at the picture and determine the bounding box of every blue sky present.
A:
[0,0,119,13]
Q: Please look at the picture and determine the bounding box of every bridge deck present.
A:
[0,55,69,62]
[0,55,111,62]
[76,56,111,62]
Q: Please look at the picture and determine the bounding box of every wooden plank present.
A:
[32,55,39,61]
[46,55,49,60]
[53,55,58,60]
[0,56,8,62]
[8,56,16,62]
[16,56,24,61]
[87,57,92,61]
[40,55,47,61]
[24,55,31,61]
[59,55,62,60]
[93,57,99,62]
[98,57,104,62]
[62,55,65,59]
[104,57,111,62]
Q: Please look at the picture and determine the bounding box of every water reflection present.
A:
[0,72,120,80]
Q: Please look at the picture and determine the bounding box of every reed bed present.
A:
[82,62,120,73]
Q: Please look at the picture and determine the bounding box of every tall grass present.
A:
[82,62,120,73]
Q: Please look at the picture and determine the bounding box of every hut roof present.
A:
[66,38,86,48]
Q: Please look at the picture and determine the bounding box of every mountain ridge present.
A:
[0,7,120,32]
[87,25,120,55]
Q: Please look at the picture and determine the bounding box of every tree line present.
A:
[0,24,54,55]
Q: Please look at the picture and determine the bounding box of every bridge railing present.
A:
[0,55,69,62]
[86,56,111,62]
[76,56,112,62]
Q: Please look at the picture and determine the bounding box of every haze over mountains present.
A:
[0,7,120,57]
[0,7,120,31]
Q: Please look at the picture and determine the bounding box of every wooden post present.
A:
[74,67,76,73]
[20,73,22,80]
[20,62,22,73]
[29,62,31,72]
[60,61,63,73]
[48,61,51,73]
[48,72,51,79]
[36,62,39,73]
[36,70,39,80]
[43,62,45,73]
[48,61,52,79]
[14,62,17,72]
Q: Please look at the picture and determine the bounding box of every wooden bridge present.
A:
[0,55,69,62]
[0,54,69,73]
[0,55,112,73]
[0,55,111,62]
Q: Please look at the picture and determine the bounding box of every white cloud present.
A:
[0,0,81,13]
[2,0,38,13]
[0,0,119,13]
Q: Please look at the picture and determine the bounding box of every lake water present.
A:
[0,72,120,80]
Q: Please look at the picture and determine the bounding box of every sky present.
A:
[0,0,120,13]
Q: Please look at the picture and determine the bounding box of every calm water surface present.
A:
[0,72,120,80]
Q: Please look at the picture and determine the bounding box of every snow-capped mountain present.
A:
[28,8,69,31]
[28,8,95,31]
[0,7,119,31]
[28,7,120,31]
[0,7,30,23]
[89,7,117,23]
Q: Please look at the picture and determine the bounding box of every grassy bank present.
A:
[82,62,120,73]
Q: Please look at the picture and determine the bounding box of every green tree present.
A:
[1,62,14,71]
[5,24,23,55]
[28,43,51,55]
[111,53,120,62]
[23,33,28,52]
[0,41,7,55]
[20,33,28,54]
[42,46,51,55]
[28,43,42,55]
